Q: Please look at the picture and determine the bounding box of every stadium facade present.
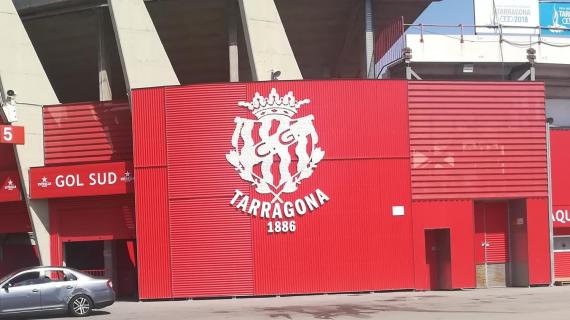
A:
[0,0,568,300]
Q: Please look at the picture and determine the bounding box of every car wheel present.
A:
[69,294,93,317]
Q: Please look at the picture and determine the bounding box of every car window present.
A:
[45,270,68,282]
[9,272,42,287]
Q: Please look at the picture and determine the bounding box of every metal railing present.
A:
[374,21,570,79]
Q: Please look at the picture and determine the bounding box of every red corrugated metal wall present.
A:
[49,195,135,241]
[555,251,570,278]
[526,198,551,285]
[413,200,476,289]
[43,101,132,165]
[131,88,172,299]
[164,84,254,297]
[408,82,547,200]
[49,195,136,266]
[132,80,551,298]
[248,81,413,294]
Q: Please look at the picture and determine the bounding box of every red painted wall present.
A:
[412,200,476,289]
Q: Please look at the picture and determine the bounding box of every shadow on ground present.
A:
[259,302,515,319]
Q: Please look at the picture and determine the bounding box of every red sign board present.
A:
[0,170,22,202]
[0,125,25,144]
[30,161,134,199]
[554,206,570,228]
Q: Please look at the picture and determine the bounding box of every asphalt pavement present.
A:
[12,285,570,320]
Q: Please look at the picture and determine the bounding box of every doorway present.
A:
[425,229,452,290]
[64,240,138,299]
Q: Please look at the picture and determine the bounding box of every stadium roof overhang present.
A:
[14,0,436,103]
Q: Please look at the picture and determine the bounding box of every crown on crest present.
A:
[238,88,310,119]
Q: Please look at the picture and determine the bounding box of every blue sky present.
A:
[413,0,475,25]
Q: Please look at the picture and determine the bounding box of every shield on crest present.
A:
[226,88,325,203]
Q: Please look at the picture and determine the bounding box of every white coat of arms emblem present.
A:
[226,88,329,233]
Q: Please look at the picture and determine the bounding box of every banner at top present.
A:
[540,2,570,36]
[475,0,540,34]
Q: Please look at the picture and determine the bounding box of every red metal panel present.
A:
[0,201,32,233]
[555,252,570,278]
[43,101,132,165]
[413,200,476,289]
[483,202,509,263]
[551,129,570,207]
[49,195,136,241]
[164,83,253,297]
[526,198,551,285]
[29,161,133,199]
[158,80,413,297]
[474,202,485,264]
[252,159,414,295]
[247,80,410,159]
[131,88,167,168]
[131,87,172,299]
[408,81,547,200]
[164,83,248,200]
[133,166,172,299]
[169,198,253,297]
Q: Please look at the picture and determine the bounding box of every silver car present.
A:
[0,266,115,317]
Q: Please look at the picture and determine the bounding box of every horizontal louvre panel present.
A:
[409,82,547,200]
[43,101,132,165]
[555,252,570,278]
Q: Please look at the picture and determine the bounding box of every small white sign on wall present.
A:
[392,206,405,217]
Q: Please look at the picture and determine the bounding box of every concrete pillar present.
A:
[228,1,239,82]
[364,0,374,79]
[0,0,59,266]
[98,10,113,101]
[238,0,302,81]
[108,0,179,90]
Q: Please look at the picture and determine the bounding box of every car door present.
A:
[0,271,43,314]
[39,269,78,311]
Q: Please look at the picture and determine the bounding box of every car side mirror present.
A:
[1,284,10,291]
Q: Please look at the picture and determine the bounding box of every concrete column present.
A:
[0,0,59,266]
[364,0,374,79]
[108,0,179,90]
[98,10,113,101]
[238,0,302,81]
[228,1,239,82]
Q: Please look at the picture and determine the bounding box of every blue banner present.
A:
[540,2,570,36]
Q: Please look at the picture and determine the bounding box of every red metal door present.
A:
[425,229,451,290]
[474,201,509,287]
